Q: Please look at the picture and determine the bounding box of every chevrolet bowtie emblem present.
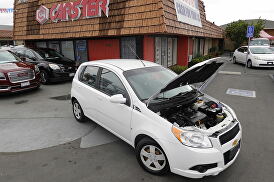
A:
[232,139,238,147]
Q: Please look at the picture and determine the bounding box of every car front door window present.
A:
[99,68,130,106]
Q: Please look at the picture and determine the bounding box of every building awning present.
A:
[260,30,274,40]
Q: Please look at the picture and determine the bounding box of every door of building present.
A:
[155,37,177,67]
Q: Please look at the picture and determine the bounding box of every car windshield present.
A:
[250,39,270,46]
[124,66,193,101]
[0,51,20,64]
[35,49,64,59]
[250,47,273,54]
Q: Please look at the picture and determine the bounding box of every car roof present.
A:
[83,59,160,71]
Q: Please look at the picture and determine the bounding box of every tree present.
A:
[225,19,265,49]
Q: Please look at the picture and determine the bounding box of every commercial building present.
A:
[14,0,223,67]
[0,25,13,46]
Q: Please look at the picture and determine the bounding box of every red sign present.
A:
[36,0,110,24]
[36,6,49,24]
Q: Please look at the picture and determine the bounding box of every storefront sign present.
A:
[36,0,110,24]
[174,0,202,27]
[36,6,49,24]
[18,0,28,4]
[0,8,14,13]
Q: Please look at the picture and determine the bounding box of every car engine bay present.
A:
[160,97,227,130]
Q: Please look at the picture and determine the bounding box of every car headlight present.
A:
[254,56,265,60]
[0,72,6,80]
[34,65,40,73]
[172,126,212,148]
[222,103,237,119]
[49,64,61,70]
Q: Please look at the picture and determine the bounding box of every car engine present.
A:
[161,98,227,130]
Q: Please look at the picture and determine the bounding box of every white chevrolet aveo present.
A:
[71,58,242,178]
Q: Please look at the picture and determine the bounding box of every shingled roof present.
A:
[0,30,13,39]
[14,0,223,40]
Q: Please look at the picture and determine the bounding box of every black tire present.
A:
[72,99,87,123]
[247,60,253,68]
[232,57,237,64]
[40,70,49,85]
[135,137,170,175]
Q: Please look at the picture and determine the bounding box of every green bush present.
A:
[169,65,188,74]
[189,55,215,67]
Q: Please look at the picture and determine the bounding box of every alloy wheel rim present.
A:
[40,72,46,83]
[73,103,81,119]
[248,61,252,68]
[140,145,166,171]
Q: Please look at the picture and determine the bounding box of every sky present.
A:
[203,0,274,25]
[0,0,273,26]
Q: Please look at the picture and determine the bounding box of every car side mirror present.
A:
[109,94,126,104]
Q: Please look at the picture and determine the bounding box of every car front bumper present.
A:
[252,59,274,67]
[49,71,75,83]
[162,123,242,178]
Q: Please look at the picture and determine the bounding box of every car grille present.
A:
[224,140,241,165]
[60,65,76,73]
[219,123,240,145]
[8,69,35,83]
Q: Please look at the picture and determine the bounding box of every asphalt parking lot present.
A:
[0,59,273,182]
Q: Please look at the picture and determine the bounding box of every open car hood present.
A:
[147,58,223,106]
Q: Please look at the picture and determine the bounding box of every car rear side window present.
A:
[99,68,127,97]
[79,66,99,88]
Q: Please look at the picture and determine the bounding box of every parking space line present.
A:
[226,88,256,98]
[219,71,242,75]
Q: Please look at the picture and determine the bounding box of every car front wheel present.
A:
[72,100,86,123]
[247,60,253,68]
[40,70,49,84]
[136,137,170,175]
[232,57,237,64]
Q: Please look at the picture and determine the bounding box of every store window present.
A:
[36,42,47,48]
[121,37,137,59]
[155,37,177,67]
[61,41,75,60]
[75,40,88,63]
[48,41,61,52]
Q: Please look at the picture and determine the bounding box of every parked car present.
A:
[10,47,76,84]
[71,59,242,178]
[233,46,274,68]
[250,38,270,47]
[0,50,40,94]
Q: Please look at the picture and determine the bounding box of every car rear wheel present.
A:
[72,100,86,123]
[247,60,253,68]
[136,137,170,175]
[232,57,237,64]
[40,70,49,84]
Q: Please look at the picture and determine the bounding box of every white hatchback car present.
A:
[71,58,242,178]
[233,46,274,68]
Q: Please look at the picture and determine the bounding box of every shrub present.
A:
[189,55,215,67]
[169,65,188,74]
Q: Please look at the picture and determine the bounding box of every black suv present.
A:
[10,47,76,84]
